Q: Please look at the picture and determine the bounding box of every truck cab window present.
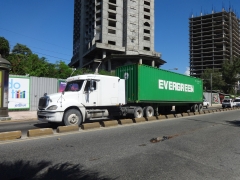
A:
[84,80,97,92]
[65,80,84,92]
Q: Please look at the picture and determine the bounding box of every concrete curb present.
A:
[146,116,157,121]
[119,119,134,125]
[188,112,195,116]
[101,120,119,127]
[156,115,167,120]
[182,113,189,117]
[81,122,100,130]
[166,114,175,118]
[133,117,146,123]
[0,131,21,141]
[57,125,79,133]
[27,128,53,137]
[175,114,183,118]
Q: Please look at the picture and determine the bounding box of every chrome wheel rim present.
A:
[68,114,79,124]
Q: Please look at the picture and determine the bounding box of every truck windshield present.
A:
[64,80,84,92]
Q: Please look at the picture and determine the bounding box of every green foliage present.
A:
[0,37,10,58]
[222,57,240,94]
[201,68,224,92]
[12,43,32,56]
[98,69,115,76]
[2,37,113,79]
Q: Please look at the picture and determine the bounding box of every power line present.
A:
[8,44,71,62]
[32,51,71,62]
[8,40,71,57]
[0,27,72,50]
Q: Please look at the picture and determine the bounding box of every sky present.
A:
[1,0,240,75]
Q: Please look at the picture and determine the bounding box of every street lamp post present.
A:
[210,73,212,106]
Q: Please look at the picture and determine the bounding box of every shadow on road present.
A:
[0,160,113,180]
[33,123,60,130]
[225,120,240,127]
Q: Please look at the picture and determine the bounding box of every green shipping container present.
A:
[115,64,203,104]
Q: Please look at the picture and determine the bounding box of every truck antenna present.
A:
[70,68,76,77]
[94,60,102,74]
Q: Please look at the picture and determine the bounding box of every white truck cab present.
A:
[37,74,126,126]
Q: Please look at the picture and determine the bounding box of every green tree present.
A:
[201,68,224,92]
[22,55,51,77]
[12,43,32,56]
[222,58,240,94]
[0,37,10,58]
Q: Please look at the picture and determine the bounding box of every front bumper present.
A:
[222,104,231,108]
[37,110,64,122]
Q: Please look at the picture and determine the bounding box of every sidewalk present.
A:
[1,111,37,121]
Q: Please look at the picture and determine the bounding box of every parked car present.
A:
[233,98,240,107]
[203,99,209,108]
[222,99,234,108]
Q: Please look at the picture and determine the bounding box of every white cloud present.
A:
[184,67,190,76]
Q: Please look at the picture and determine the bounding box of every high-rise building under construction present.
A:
[69,0,165,71]
[189,9,240,78]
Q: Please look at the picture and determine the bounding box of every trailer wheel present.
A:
[133,107,143,118]
[63,109,82,126]
[144,106,154,117]
[198,104,203,112]
[192,104,198,112]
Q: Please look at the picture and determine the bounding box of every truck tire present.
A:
[63,109,82,126]
[192,104,198,112]
[198,104,203,112]
[144,106,154,117]
[133,107,143,118]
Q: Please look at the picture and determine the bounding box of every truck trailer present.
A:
[37,64,203,126]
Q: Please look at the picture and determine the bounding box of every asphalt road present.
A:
[0,109,240,180]
[0,106,221,136]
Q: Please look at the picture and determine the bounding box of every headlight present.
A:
[47,105,58,110]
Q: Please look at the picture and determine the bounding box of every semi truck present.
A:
[37,64,203,126]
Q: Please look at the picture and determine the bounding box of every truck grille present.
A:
[38,97,49,109]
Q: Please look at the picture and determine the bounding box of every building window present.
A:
[108,12,116,19]
[144,1,150,6]
[96,4,101,11]
[96,12,101,18]
[144,22,150,27]
[108,29,116,34]
[143,47,150,51]
[144,8,150,13]
[109,4,116,11]
[144,15,150,20]
[108,41,116,45]
[144,29,150,34]
[109,0,116,4]
[108,20,116,27]
[144,36,150,41]
[96,20,101,26]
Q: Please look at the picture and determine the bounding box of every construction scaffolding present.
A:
[189,10,240,78]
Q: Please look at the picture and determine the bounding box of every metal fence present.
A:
[30,76,59,111]
[9,75,63,111]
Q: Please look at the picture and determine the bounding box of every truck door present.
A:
[82,80,98,106]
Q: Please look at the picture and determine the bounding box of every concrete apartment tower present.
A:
[189,9,240,78]
[69,0,165,71]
